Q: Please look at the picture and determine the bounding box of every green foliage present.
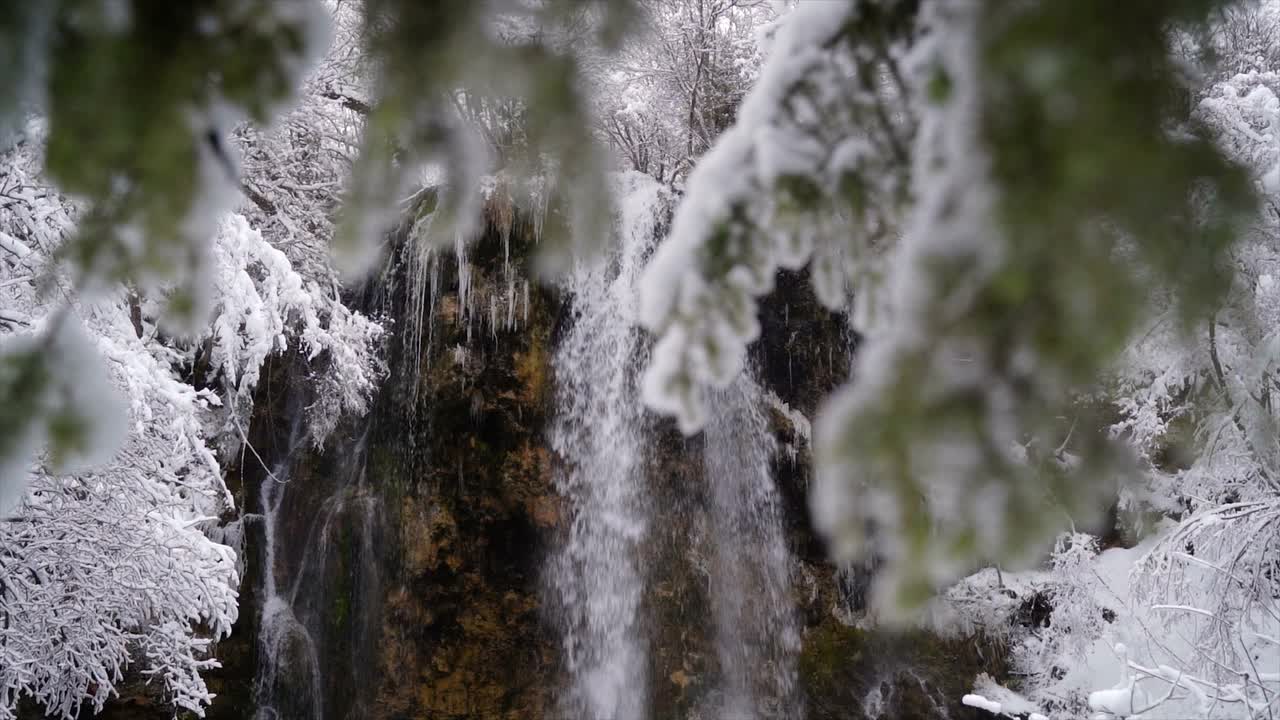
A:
[0,346,50,486]
[635,0,1260,612]
[32,1,323,323]
[0,316,125,509]
[983,0,1254,331]
[819,0,1256,610]
[0,0,1264,617]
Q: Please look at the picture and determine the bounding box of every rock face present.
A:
[85,200,1010,720]
[366,208,562,719]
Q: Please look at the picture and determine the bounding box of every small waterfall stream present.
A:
[254,412,323,720]
[253,407,385,720]
[706,372,802,719]
[197,159,1028,720]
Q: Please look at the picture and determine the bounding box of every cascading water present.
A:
[546,172,669,720]
[547,172,806,719]
[704,371,802,719]
[253,411,323,720]
[204,168,992,720]
[253,407,384,720]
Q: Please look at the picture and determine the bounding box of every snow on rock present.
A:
[765,389,811,463]
[962,693,1003,714]
[1088,670,1149,719]
[969,674,1045,719]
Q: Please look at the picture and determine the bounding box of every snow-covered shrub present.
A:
[0,88,381,717]
[203,213,384,446]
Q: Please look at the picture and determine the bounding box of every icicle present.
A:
[427,251,440,356]
[522,279,530,326]
[454,230,471,330]
[505,274,516,331]
[502,215,511,282]
[530,175,549,245]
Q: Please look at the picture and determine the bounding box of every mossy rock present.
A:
[801,620,1010,720]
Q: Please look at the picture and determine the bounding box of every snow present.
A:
[765,389,811,463]
[962,693,1003,714]
[1092,63,1280,719]
[940,518,1280,720]
[971,673,1045,718]
[1088,674,1147,718]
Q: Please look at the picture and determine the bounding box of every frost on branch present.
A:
[234,0,369,286]
[0,302,239,718]
[641,0,1257,612]
[640,0,913,432]
[203,214,384,446]
[0,120,381,715]
[1088,66,1280,719]
[592,0,774,185]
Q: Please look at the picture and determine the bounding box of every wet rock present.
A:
[165,198,1016,720]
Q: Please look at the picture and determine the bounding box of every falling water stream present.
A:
[253,405,384,720]
[706,372,802,719]
[546,173,663,720]
[547,173,803,719]
[253,411,322,720]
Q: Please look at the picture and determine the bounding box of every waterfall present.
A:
[253,407,385,720]
[546,172,668,720]
[704,371,802,719]
[546,172,805,719]
[253,411,323,720]
[239,172,806,719]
